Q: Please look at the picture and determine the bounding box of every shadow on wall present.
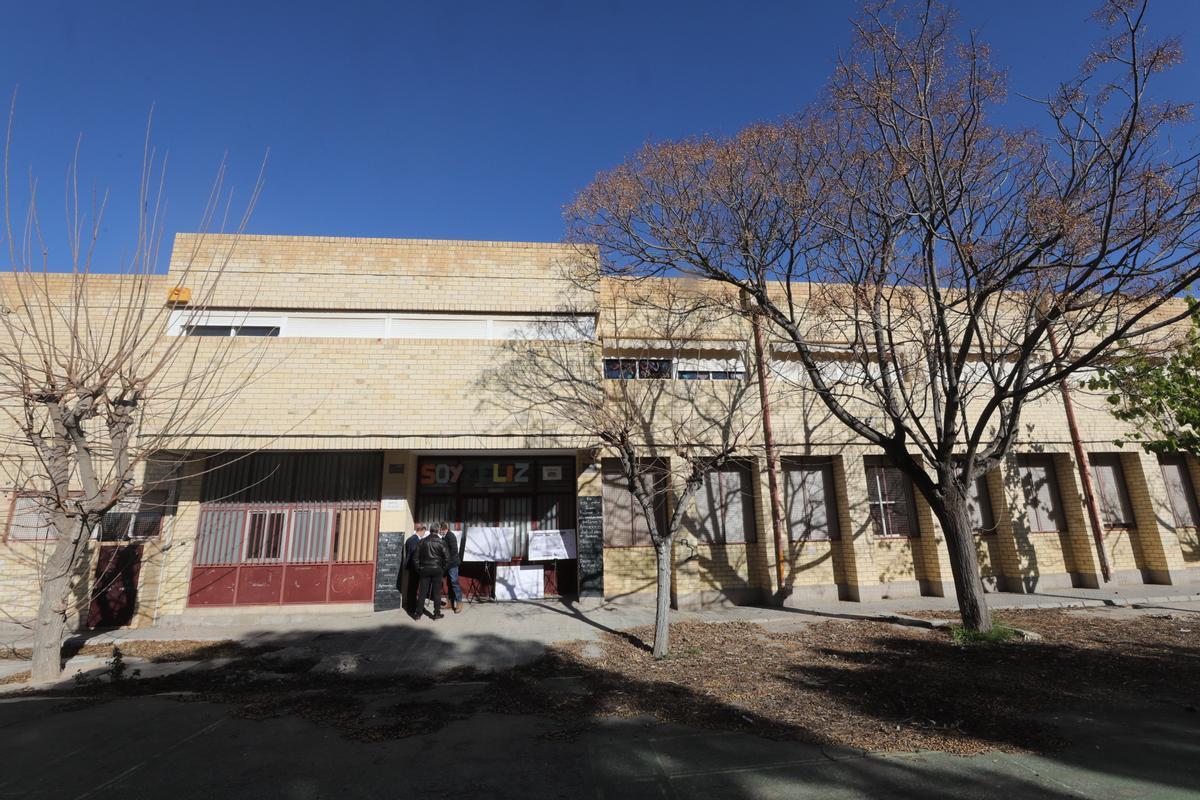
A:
[1004,441,1045,594]
[3,607,1197,799]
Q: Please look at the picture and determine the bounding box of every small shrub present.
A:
[950,622,1018,646]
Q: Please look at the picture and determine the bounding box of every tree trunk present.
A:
[934,495,994,633]
[651,535,672,658]
[30,521,87,684]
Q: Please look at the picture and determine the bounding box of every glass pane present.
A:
[967,474,996,533]
[100,512,133,541]
[638,359,672,379]
[1160,457,1200,528]
[246,511,285,561]
[419,497,454,531]
[500,497,532,558]
[463,497,493,527]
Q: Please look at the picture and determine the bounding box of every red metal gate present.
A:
[189,501,379,606]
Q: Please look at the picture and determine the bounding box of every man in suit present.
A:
[439,522,464,614]
[403,524,428,614]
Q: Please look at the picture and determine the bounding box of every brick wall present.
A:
[4,234,1199,624]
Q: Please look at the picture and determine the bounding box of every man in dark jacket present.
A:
[439,522,463,614]
[403,524,428,614]
[412,527,450,620]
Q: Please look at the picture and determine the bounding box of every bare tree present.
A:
[481,269,758,656]
[567,0,1200,632]
[0,104,267,682]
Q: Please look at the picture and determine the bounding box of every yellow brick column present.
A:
[749,456,779,603]
[912,486,955,598]
[837,449,881,601]
[151,457,206,619]
[1125,451,1189,585]
[380,450,415,534]
[1054,451,1105,589]
[668,465,701,610]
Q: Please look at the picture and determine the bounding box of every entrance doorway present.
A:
[416,455,578,599]
[87,543,143,628]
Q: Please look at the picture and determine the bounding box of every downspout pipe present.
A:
[744,292,788,597]
[1047,326,1113,584]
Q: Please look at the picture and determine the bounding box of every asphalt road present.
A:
[0,689,1196,799]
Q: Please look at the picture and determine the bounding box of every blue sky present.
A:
[2,1,1198,271]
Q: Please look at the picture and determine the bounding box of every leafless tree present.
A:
[481,268,759,656]
[567,0,1200,632]
[0,102,268,682]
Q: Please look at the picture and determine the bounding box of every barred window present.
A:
[864,459,918,538]
[1158,454,1200,529]
[601,459,667,547]
[1017,455,1066,533]
[1089,454,1135,528]
[6,495,54,541]
[783,459,839,541]
[684,461,757,544]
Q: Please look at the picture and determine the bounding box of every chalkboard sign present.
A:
[374,531,406,611]
[576,496,603,596]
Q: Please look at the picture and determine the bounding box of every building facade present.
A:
[2,233,1198,629]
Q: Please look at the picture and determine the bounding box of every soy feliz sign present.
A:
[418,458,568,491]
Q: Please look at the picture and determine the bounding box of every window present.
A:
[171,310,594,341]
[603,358,672,380]
[185,325,234,337]
[6,495,54,540]
[965,472,996,534]
[7,493,165,542]
[183,325,279,337]
[1158,454,1200,529]
[676,357,745,381]
[244,511,285,561]
[1017,455,1066,533]
[782,459,839,541]
[601,459,667,546]
[684,461,757,544]
[864,459,918,538]
[97,491,168,541]
[952,459,996,534]
[1090,454,1135,528]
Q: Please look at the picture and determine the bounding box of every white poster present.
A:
[527,529,576,560]
[462,526,515,562]
[495,565,544,600]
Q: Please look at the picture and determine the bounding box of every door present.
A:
[87,544,143,628]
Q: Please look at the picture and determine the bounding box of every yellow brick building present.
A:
[2,233,1198,628]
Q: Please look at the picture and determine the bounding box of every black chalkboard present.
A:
[374,531,406,611]
[576,495,604,597]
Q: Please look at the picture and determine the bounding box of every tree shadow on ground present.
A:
[1,612,1197,799]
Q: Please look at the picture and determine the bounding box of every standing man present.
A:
[403,524,428,615]
[413,524,450,620]
[440,522,464,614]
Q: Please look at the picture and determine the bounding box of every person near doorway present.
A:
[439,522,463,613]
[403,524,428,614]
[413,525,450,620]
